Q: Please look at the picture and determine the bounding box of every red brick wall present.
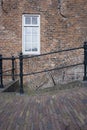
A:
[0,0,86,89]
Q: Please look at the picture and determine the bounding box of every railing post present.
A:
[83,42,87,81]
[12,56,15,81]
[0,54,4,88]
[19,52,24,94]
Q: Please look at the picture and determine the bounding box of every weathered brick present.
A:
[0,0,86,88]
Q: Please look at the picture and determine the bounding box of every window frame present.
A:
[22,14,40,55]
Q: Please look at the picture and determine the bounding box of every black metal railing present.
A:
[0,42,87,94]
[83,42,87,80]
[0,54,3,88]
[0,55,15,88]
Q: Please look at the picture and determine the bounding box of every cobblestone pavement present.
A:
[0,87,87,130]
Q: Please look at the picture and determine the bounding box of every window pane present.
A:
[32,16,38,24]
[25,17,31,24]
[32,48,38,51]
[32,35,38,42]
[25,36,32,42]
[25,43,32,51]
[32,44,38,51]
[32,27,39,35]
[25,27,32,35]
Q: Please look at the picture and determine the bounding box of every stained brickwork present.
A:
[0,0,86,88]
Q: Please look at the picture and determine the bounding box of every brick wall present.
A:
[0,0,86,89]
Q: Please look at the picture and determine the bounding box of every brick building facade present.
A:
[0,0,86,89]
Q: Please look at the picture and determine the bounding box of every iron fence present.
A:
[0,42,87,94]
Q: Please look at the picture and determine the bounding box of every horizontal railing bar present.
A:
[2,68,15,74]
[2,57,13,60]
[1,74,19,76]
[23,62,83,76]
[23,46,83,59]
[1,46,83,60]
[1,62,83,77]
[2,57,17,60]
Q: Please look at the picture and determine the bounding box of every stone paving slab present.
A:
[0,87,87,130]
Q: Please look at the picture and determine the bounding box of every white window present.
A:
[22,14,40,55]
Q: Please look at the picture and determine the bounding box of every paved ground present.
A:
[0,87,87,130]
